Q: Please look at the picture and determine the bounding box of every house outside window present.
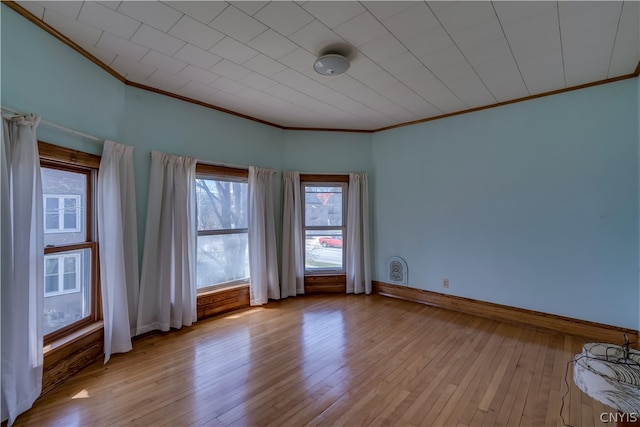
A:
[195,164,250,292]
[44,195,81,233]
[302,181,347,273]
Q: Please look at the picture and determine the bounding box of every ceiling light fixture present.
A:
[313,54,350,76]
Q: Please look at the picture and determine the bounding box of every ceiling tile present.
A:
[451,18,504,52]
[247,30,299,60]
[445,76,496,108]
[43,9,103,47]
[169,15,225,51]
[238,72,277,91]
[378,51,424,76]
[209,37,259,64]
[243,54,287,76]
[510,32,562,63]
[432,1,496,34]
[209,6,268,44]
[608,1,640,77]
[146,69,189,91]
[210,59,253,81]
[177,65,220,85]
[333,12,389,48]
[19,2,44,19]
[131,24,185,56]
[473,56,529,101]
[492,1,557,24]
[209,76,248,94]
[301,1,366,29]
[253,2,315,36]
[228,1,269,16]
[278,47,316,74]
[96,32,149,61]
[78,1,141,40]
[163,1,227,25]
[382,3,440,42]
[501,7,559,46]
[173,44,222,70]
[77,42,119,67]
[141,50,188,74]
[289,20,345,57]
[96,2,121,11]
[361,1,415,21]
[403,26,454,60]
[559,1,622,38]
[358,34,407,63]
[376,81,439,115]
[117,1,181,32]
[35,1,82,19]
[270,68,312,88]
[517,51,565,93]
[462,39,512,68]
[111,55,157,80]
[177,81,219,101]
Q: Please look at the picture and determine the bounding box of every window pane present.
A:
[44,249,91,335]
[304,186,343,227]
[42,167,86,245]
[197,233,249,288]
[196,179,248,231]
[63,198,78,230]
[45,198,59,230]
[305,230,343,271]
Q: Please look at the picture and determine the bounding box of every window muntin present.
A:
[40,151,98,343]
[302,183,347,273]
[196,175,249,291]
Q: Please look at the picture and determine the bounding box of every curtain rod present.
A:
[1,105,104,144]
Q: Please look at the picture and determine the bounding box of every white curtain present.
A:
[1,114,43,426]
[97,141,139,363]
[281,171,304,298]
[137,151,197,334]
[346,173,371,294]
[248,166,279,305]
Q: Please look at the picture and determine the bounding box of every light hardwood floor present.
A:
[15,294,612,426]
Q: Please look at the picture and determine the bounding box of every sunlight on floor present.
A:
[71,389,90,399]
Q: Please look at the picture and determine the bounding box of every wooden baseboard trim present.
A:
[305,275,346,294]
[197,285,250,320]
[373,281,638,345]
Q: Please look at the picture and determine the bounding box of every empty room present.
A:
[2,1,639,426]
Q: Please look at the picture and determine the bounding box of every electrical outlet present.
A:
[443,278,449,288]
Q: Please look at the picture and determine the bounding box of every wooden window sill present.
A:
[44,321,104,355]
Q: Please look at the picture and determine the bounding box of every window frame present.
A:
[195,163,250,294]
[39,142,101,346]
[300,174,349,275]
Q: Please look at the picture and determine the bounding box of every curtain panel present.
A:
[281,171,304,298]
[1,114,44,426]
[346,173,371,295]
[98,141,139,362]
[248,166,279,305]
[137,151,197,334]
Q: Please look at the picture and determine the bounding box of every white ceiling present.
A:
[14,1,640,131]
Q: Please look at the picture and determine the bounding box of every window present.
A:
[44,195,81,232]
[40,142,99,340]
[195,164,249,292]
[44,253,81,296]
[302,179,348,273]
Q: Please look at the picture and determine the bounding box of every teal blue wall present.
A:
[3,4,639,329]
[1,5,123,156]
[372,79,639,329]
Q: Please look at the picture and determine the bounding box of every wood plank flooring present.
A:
[14,294,613,426]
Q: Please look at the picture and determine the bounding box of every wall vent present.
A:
[387,256,408,286]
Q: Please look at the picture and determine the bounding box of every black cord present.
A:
[559,341,639,427]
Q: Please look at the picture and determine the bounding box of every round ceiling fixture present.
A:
[313,54,350,76]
